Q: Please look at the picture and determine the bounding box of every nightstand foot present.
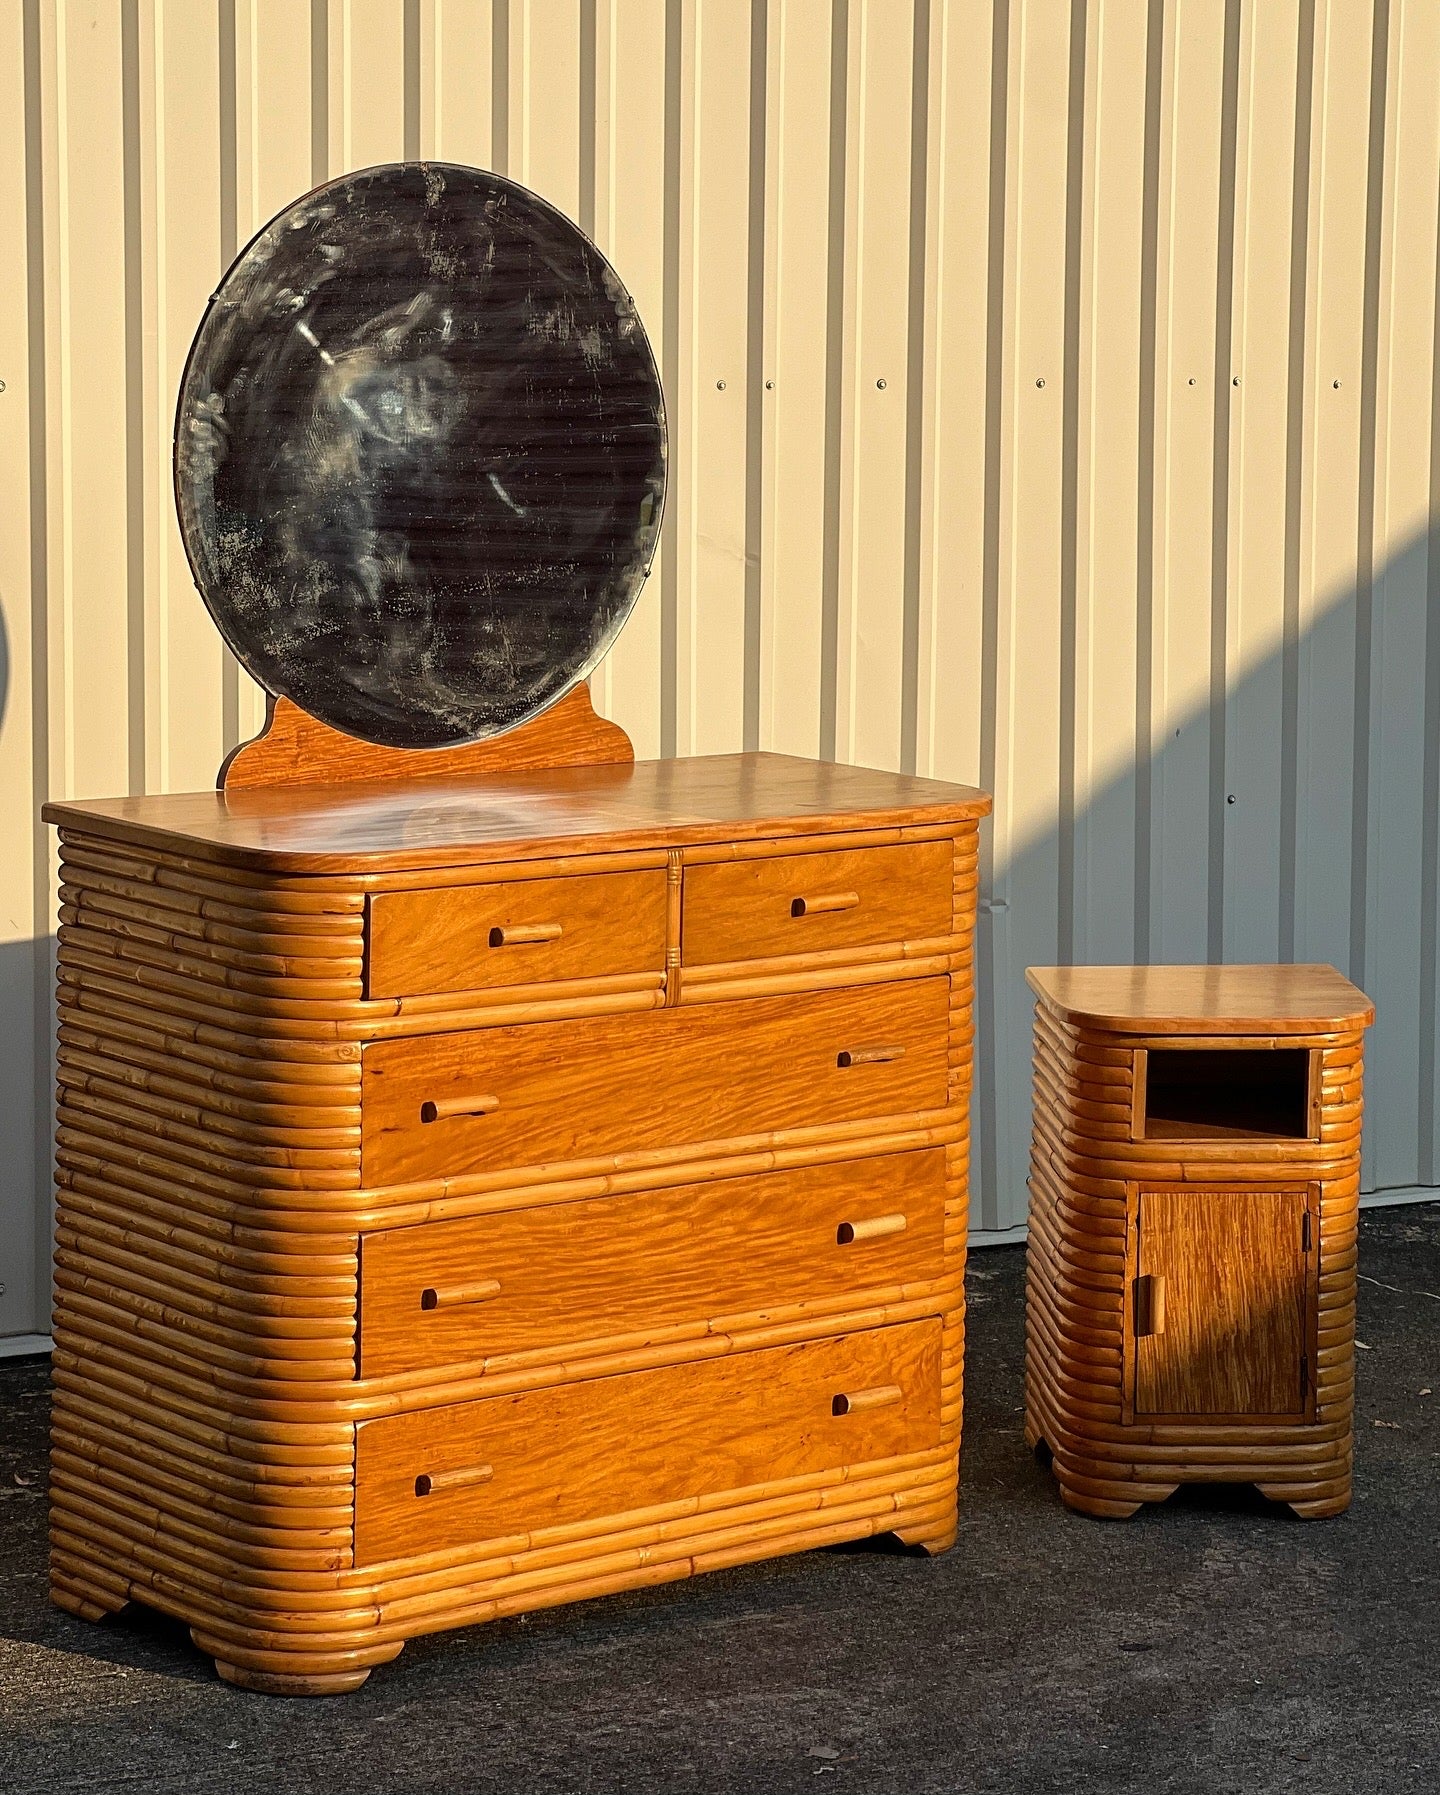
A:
[50,1584,122,1624]
[50,1560,129,1624]
[1057,1483,1153,1521]
[1257,1483,1352,1520]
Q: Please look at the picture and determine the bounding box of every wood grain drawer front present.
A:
[361,977,950,1187]
[358,1149,948,1376]
[682,841,954,965]
[366,870,668,999]
[354,1317,941,1563]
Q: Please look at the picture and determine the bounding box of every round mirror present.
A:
[175,163,666,749]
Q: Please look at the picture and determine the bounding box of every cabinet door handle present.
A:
[791,890,860,917]
[1134,1273,1166,1337]
[488,922,563,947]
[836,1044,905,1068]
[420,1279,502,1311]
[832,1384,903,1416]
[420,1093,500,1124]
[836,1213,907,1245]
[414,1463,494,1497]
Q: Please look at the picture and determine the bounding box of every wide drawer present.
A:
[366,869,669,999]
[358,1148,949,1376]
[681,841,953,966]
[353,1317,942,1563]
[361,977,951,1187]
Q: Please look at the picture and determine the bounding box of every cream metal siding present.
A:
[2,0,1438,1342]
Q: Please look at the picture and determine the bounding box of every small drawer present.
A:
[353,1317,941,1563]
[361,976,950,1187]
[682,841,954,966]
[358,1148,948,1376]
[366,869,669,999]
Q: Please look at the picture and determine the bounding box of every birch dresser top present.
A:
[44,752,991,875]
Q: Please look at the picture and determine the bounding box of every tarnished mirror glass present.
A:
[175,163,667,749]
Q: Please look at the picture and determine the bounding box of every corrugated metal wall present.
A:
[3,0,1439,1345]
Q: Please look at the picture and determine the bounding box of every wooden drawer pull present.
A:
[836,1213,907,1246]
[414,1463,495,1497]
[831,1384,903,1417]
[420,1279,502,1311]
[1134,1273,1166,1337]
[791,890,860,918]
[836,1044,905,1068]
[488,922,564,947]
[420,1093,500,1124]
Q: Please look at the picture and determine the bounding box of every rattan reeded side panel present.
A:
[1025,999,1363,1521]
[48,813,981,1693]
[48,833,376,1691]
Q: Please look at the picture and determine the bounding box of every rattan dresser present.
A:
[1025,963,1372,1522]
[45,691,989,1693]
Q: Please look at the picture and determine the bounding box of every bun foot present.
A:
[50,1566,129,1624]
[213,1660,376,1697]
[1256,1485,1352,1520]
[50,1585,117,1624]
[1058,1484,1149,1520]
[894,1517,958,1556]
[198,1630,404,1696]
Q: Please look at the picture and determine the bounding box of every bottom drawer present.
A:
[354,1318,942,1564]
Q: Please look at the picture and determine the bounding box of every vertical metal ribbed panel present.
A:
[2,0,1438,1337]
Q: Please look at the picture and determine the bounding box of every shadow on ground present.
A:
[1,1209,1437,1795]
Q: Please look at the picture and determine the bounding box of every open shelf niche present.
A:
[1136,1046,1315,1143]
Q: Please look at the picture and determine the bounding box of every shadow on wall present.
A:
[0,935,46,1348]
[975,526,1440,1232]
[0,599,47,1344]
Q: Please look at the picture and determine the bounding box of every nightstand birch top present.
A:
[1026,962,1373,1036]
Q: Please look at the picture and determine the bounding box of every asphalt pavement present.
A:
[1,1206,1435,1795]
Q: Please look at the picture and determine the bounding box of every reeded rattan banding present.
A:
[48,799,983,1695]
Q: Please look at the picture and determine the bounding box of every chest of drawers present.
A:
[44,696,989,1694]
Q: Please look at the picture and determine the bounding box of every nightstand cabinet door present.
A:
[1131,1186,1315,1420]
